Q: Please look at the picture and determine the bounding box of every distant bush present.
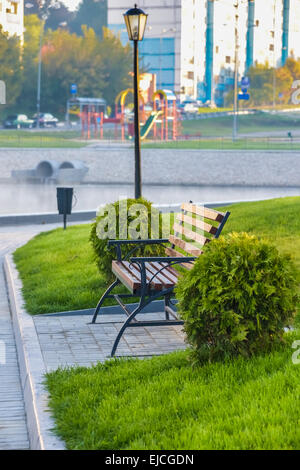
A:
[176,233,298,364]
[90,198,165,283]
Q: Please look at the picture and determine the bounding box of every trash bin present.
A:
[57,187,73,215]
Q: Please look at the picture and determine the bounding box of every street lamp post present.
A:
[26,1,62,129]
[233,1,239,141]
[25,2,48,129]
[36,16,46,129]
[124,4,148,200]
[271,0,276,110]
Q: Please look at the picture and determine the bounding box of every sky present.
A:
[61,0,81,11]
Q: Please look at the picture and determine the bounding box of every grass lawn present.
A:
[45,335,300,450]
[14,195,300,450]
[13,196,300,316]
[142,138,300,150]
[180,112,300,137]
[0,130,86,148]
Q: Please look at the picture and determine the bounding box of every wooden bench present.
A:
[91,203,230,356]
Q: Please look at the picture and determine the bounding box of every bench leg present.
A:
[91,279,120,324]
[164,294,171,320]
[111,302,144,357]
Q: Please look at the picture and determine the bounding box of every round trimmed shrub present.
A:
[90,198,165,283]
[176,232,299,363]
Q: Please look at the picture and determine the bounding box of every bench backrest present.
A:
[165,203,230,269]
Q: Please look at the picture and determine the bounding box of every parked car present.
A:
[3,114,34,129]
[178,100,200,115]
[33,113,59,128]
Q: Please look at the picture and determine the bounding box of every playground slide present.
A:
[140,111,162,140]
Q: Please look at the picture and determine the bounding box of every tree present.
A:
[70,0,107,38]
[96,28,132,105]
[40,26,132,112]
[224,62,294,108]
[0,26,22,107]
[45,2,74,31]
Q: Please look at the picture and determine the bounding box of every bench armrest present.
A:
[130,256,196,263]
[108,239,169,246]
[108,239,169,261]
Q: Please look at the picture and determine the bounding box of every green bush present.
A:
[90,198,165,283]
[176,232,298,363]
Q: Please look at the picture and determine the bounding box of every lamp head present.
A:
[124,4,148,41]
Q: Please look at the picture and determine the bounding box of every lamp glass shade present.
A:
[124,6,148,41]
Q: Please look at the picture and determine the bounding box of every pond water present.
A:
[0,183,300,215]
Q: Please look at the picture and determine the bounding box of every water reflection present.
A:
[0,183,300,215]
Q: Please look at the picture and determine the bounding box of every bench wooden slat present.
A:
[181,203,225,222]
[128,262,163,289]
[152,262,179,284]
[112,261,174,292]
[176,213,218,235]
[173,222,210,246]
[169,234,203,256]
[112,261,140,291]
[112,261,161,291]
[165,247,196,269]
[145,262,175,288]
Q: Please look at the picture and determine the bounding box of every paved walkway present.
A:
[34,312,185,371]
[0,224,62,450]
[0,222,186,448]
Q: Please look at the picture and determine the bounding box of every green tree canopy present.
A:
[224,59,300,107]
[17,14,41,113]
[0,26,22,108]
[40,25,132,112]
[70,0,107,38]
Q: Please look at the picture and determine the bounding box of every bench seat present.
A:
[112,260,179,293]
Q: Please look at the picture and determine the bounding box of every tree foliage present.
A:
[40,25,132,112]
[70,0,107,38]
[17,15,41,113]
[90,198,165,283]
[224,58,300,107]
[176,233,298,364]
[0,26,22,107]
[45,1,74,31]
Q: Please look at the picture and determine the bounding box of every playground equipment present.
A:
[66,97,106,139]
[140,110,162,139]
[114,88,145,141]
[67,89,179,141]
[127,89,178,141]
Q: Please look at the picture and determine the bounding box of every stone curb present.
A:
[0,201,238,227]
[4,254,65,450]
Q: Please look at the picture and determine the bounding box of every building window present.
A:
[216,45,219,54]
[225,56,231,64]
[6,2,18,14]
[187,71,194,80]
